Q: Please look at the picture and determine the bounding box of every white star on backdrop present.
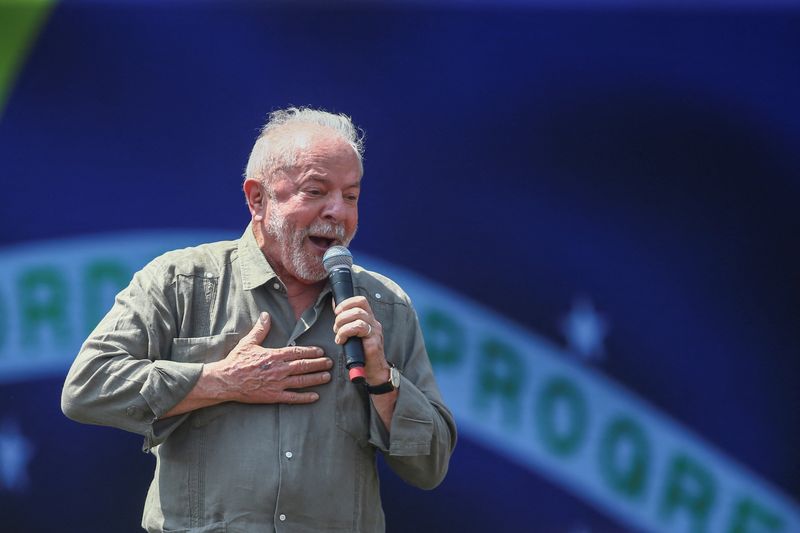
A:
[0,418,35,493]
[560,297,609,362]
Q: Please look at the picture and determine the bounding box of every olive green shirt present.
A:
[61,224,456,533]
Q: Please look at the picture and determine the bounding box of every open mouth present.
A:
[308,235,336,251]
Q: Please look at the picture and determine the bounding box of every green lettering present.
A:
[84,259,129,334]
[728,497,785,533]
[598,415,650,499]
[536,376,587,456]
[474,337,524,427]
[421,308,465,368]
[659,453,717,533]
[19,266,68,347]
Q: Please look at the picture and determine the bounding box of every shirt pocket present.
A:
[170,332,243,428]
[170,332,242,363]
[334,349,371,447]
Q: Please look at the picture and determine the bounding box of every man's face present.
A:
[260,132,361,283]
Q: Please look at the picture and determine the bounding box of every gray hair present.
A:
[244,106,365,186]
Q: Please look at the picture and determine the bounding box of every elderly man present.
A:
[61,107,456,532]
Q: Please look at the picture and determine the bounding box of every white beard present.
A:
[266,208,356,282]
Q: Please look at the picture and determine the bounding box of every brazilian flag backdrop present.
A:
[0,1,798,532]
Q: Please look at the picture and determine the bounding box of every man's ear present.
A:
[243,178,266,220]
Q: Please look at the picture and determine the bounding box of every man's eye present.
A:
[305,189,323,196]
[346,194,359,202]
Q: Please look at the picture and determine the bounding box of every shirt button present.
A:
[205,272,214,278]
[279,514,286,521]
[273,282,281,290]
[375,292,382,299]
[285,451,293,459]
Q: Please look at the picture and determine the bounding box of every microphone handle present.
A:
[328,268,366,383]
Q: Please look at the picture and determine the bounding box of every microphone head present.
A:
[322,245,353,274]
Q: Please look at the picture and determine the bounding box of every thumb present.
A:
[246,311,271,344]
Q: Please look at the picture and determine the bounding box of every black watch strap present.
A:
[364,365,399,395]
[364,381,395,395]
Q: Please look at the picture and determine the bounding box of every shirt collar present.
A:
[238,222,280,290]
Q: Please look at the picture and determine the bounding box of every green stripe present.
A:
[0,0,55,120]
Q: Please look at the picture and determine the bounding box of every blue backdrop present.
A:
[0,1,798,532]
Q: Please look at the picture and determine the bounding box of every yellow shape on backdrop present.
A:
[0,0,54,120]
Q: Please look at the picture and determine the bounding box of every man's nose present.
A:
[321,193,348,222]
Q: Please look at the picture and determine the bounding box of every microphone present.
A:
[322,246,366,383]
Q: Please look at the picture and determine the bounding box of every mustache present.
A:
[303,220,347,242]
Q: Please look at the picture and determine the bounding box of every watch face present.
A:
[390,367,400,388]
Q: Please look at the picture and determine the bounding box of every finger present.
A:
[335,319,375,345]
[283,371,332,389]
[244,312,271,345]
[271,345,325,362]
[332,306,371,333]
[334,295,372,315]
[276,391,320,404]
[284,357,333,375]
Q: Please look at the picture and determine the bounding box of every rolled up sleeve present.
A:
[368,302,457,490]
[61,259,200,450]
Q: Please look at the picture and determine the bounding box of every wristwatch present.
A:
[364,365,400,395]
